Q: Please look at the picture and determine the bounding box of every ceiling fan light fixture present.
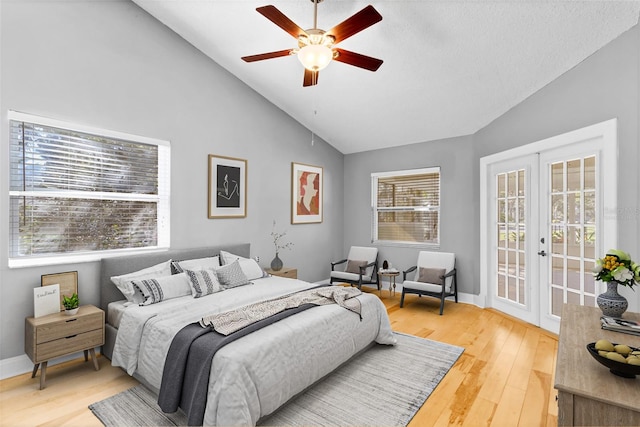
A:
[297,44,333,71]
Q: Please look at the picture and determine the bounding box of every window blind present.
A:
[8,112,170,263]
[372,168,440,244]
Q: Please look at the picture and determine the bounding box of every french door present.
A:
[480,120,617,334]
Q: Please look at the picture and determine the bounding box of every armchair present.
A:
[330,246,379,290]
[401,251,457,315]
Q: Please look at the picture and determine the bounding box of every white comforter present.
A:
[111,277,396,426]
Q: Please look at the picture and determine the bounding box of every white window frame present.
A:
[371,167,441,247]
[7,111,170,268]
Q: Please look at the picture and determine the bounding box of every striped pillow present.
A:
[132,273,191,306]
[185,268,222,298]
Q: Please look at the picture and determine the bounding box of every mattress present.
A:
[107,300,129,329]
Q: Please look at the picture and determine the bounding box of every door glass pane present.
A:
[567,258,580,290]
[584,156,595,190]
[567,193,581,224]
[497,174,505,197]
[551,162,564,192]
[518,279,525,304]
[498,225,506,247]
[584,225,595,259]
[498,249,506,274]
[507,172,516,197]
[551,287,564,316]
[508,276,516,300]
[584,192,595,224]
[551,256,564,286]
[567,159,581,191]
[584,260,595,294]
[551,225,564,255]
[551,195,564,223]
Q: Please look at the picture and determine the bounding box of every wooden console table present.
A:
[555,304,640,426]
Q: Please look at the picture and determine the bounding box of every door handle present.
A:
[538,250,547,257]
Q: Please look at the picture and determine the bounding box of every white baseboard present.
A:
[0,349,101,381]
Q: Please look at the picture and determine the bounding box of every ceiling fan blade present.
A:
[326,5,382,44]
[333,48,383,71]
[242,49,293,62]
[257,5,307,39]
[303,69,319,87]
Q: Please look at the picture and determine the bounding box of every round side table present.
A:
[378,270,400,297]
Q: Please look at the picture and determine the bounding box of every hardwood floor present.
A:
[0,290,558,426]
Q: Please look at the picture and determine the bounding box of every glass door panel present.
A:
[546,156,598,317]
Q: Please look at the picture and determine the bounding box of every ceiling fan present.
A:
[241,0,383,87]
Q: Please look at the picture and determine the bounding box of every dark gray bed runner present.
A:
[158,285,362,426]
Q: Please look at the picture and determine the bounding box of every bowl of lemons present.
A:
[587,339,640,378]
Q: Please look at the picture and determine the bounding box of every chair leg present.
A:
[439,294,445,315]
[400,290,405,308]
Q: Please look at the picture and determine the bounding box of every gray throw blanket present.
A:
[158,285,362,426]
[201,286,362,335]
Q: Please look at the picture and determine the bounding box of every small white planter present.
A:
[65,308,79,315]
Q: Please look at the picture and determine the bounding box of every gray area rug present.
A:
[89,332,463,426]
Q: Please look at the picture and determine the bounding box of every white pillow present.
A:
[220,250,247,265]
[111,260,172,302]
[185,268,222,298]
[171,256,220,273]
[132,273,192,306]
[239,258,267,281]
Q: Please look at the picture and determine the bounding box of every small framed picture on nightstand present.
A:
[41,271,78,311]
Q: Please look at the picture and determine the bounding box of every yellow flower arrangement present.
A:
[593,249,640,288]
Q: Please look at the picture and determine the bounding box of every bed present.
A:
[99,244,396,426]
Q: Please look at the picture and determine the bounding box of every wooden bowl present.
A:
[586,342,640,378]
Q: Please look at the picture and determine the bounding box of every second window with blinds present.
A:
[371,167,441,246]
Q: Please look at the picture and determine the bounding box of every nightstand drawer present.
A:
[36,328,104,362]
[266,267,297,279]
[36,311,103,344]
[277,268,297,279]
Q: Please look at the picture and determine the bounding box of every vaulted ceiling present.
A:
[132,0,640,154]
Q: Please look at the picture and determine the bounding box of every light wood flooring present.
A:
[0,289,559,426]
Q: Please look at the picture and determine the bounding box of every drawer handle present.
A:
[65,318,77,323]
[65,334,78,339]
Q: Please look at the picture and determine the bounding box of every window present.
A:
[8,111,170,267]
[371,167,440,245]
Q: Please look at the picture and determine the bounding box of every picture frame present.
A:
[291,162,323,224]
[208,154,247,218]
[41,271,78,311]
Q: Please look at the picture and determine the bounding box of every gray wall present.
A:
[343,135,476,294]
[344,23,640,307]
[0,0,344,360]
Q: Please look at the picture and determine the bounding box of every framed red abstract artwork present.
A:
[291,162,323,224]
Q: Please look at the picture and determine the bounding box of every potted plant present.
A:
[62,293,79,315]
[270,220,294,271]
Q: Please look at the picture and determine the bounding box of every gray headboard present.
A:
[99,243,250,312]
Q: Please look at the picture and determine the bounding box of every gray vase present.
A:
[597,281,628,318]
[270,253,283,271]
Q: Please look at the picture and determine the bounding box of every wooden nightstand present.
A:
[266,267,297,279]
[25,304,104,389]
